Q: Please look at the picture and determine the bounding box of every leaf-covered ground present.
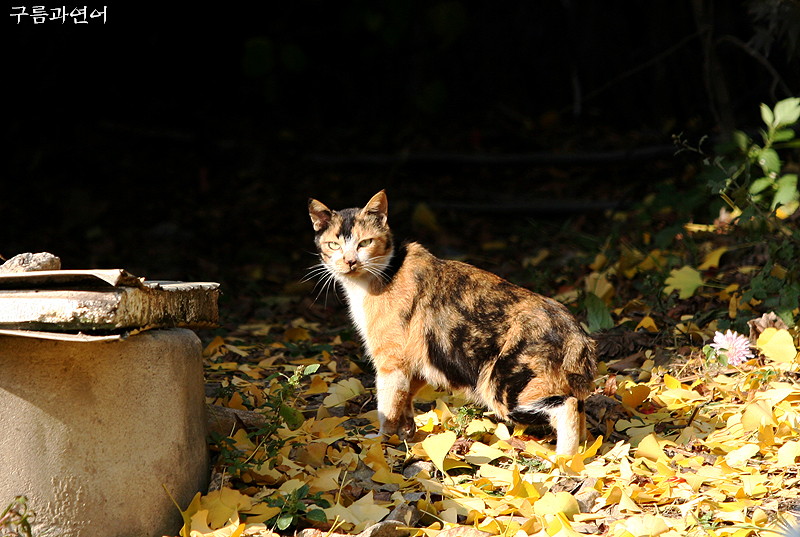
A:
[157,93,800,535]
[171,186,800,537]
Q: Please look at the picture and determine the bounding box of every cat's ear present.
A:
[308,198,333,232]
[361,190,388,225]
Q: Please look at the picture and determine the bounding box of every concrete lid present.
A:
[0,329,125,342]
[0,268,144,288]
[0,269,220,334]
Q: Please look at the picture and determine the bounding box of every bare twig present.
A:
[717,34,794,101]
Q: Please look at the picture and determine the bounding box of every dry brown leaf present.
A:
[748,311,789,344]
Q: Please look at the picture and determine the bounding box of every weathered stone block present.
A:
[0,328,209,537]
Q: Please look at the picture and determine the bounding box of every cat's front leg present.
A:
[375,368,418,440]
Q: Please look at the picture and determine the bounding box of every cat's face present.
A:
[308,190,394,280]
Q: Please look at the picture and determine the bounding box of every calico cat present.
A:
[307,190,596,455]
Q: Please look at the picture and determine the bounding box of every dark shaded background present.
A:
[5,2,799,317]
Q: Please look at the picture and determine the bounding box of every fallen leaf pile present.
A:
[170,174,800,537]
[175,310,800,537]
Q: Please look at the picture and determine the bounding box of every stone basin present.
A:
[0,267,216,536]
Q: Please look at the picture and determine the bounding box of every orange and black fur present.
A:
[308,190,596,454]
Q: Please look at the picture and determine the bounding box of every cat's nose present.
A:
[345,258,358,269]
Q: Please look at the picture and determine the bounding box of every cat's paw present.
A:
[382,415,416,441]
[397,419,416,441]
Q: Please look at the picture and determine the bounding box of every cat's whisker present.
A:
[300,260,342,307]
[325,276,341,306]
[369,253,392,265]
[362,254,392,284]
[311,271,339,306]
[363,264,390,284]
[301,265,330,283]
[304,261,328,271]
[313,279,330,304]
[312,271,334,291]
[309,273,330,293]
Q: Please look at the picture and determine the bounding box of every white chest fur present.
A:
[336,276,373,352]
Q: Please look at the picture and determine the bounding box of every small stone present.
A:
[437,527,493,537]
[298,529,341,537]
[357,521,408,537]
[386,503,422,526]
[575,489,600,513]
[0,252,61,273]
[549,476,583,494]
[402,492,426,502]
[403,460,435,479]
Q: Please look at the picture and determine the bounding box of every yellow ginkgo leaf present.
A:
[200,488,253,529]
[698,246,729,270]
[740,473,769,498]
[663,266,704,299]
[742,400,779,432]
[305,374,329,395]
[635,433,672,464]
[421,430,457,473]
[464,442,507,465]
[323,492,391,533]
[724,443,760,467]
[507,464,542,500]
[589,252,607,271]
[307,466,342,493]
[189,510,245,537]
[620,384,651,408]
[372,465,406,485]
[225,391,247,411]
[322,377,365,407]
[619,488,643,514]
[585,270,615,303]
[778,441,800,466]
[532,492,580,520]
[203,336,227,357]
[610,514,671,537]
[540,512,586,537]
[635,315,658,332]
[175,491,202,537]
[756,328,798,363]
[776,199,799,219]
[241,503,282,524]
[284,326,311,341]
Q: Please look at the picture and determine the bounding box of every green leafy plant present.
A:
[695,509,722,532]
[208,433,250,476]
[0,496,34,537]
[676,98,799,222]
[212,364,319,477]
[740,98,800,218]
[583,291,614,333]
[516,453,550,474]
[741,260,800,328]
[264,484,329,531]
[449,404,485,437]
[676,98,800,328]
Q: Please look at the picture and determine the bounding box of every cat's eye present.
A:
[358,238,373,248]
[327,241,341,250]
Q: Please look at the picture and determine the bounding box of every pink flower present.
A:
[710,330,754,366]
